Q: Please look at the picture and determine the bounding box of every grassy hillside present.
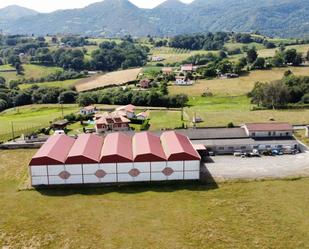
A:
[0,149,308,248]
[19,79,80,90]
[0,64,62,83]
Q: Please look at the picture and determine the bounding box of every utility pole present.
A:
[11,121,15,141]
[61,103,64,119]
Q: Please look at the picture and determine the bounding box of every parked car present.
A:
[234,151,244,157]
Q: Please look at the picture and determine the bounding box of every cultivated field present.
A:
[75,68,142,92]
[258,44,309,58]
[0,149,308,248]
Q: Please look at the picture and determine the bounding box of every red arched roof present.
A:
[30,135,75,166]
[100,133,133,163]
[66,134,104,164]
[133,132,166,162]
[161,131,200,161]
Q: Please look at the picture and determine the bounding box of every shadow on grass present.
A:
[36,180,219,197]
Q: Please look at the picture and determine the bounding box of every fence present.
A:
[0,123,49,144]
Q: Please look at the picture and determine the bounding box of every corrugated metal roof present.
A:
[133,132,166,162]
[100,133,133,163]
[30,135,75,166]
[66,134,104,164]
[161,131,201,161]
[245,123,293,132]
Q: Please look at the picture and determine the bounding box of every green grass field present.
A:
[19,79,81,90]
[0,104,79,142]
[0,64,63,83]
[0,149,308,248]
[149,110,183,130]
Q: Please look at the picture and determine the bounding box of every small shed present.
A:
[52,119,69,131]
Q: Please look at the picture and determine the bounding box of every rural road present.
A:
[203,152,309,182]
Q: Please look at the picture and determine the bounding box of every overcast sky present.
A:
[0,0,194,12]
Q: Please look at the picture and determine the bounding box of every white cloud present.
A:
[0,0,194,13]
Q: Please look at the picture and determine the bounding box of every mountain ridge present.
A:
[0,0,308,38]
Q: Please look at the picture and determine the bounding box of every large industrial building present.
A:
[29,131,201,186]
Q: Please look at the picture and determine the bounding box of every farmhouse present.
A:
[181,64,198,73]
[162,67,173,75]
[95,113,130,133]
[175,76,193,85]
[80,106,97,116]
[116,104,136,119]
[29,131,201,186]
[243,123,293,138]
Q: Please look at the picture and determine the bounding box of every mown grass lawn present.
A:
[0,149,308,248]
[149,110,183,130]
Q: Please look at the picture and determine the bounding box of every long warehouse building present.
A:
[29,131,201,186]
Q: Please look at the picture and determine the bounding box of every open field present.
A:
[75,68,142,92]
[0,104,79,142]
[19,79,81,90]
[258,44,309,58]
[295,130,309,146]
[0,149,309,248]
[169,66,309,97]
[0,64,62,83]
[150,47,217,64]
[149,110,183,131]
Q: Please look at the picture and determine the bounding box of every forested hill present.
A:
[1,0,309,38]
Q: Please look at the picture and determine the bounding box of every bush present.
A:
[227,122,235,128]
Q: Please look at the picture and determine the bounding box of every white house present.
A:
[80,106,97,116]
[116,104,136,119]
[175,76,193,85]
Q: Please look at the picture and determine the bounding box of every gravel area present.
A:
[202,151,309,182]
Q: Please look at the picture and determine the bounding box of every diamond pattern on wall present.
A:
[129,168,140,177]
[95,169,107,179]
[58,171,71,180]
[162,167,174,176]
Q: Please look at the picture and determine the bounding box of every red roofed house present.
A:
[95,113,130,133]
[116,104,136,119]
[139,79,151,89]
[181,64,198,73]
[29,131,201,186]
[243,123,293,138]
[162,67,173,75]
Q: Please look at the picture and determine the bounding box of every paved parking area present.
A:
[203,151,309,181]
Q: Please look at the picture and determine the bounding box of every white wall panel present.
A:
[48,165,65,175]
[167,171,184,181]
[31,176,48,186]
[151,162,167,172]
[65,175,83,184]
[65,164,82,175]
[167,161,183,171]
[185,161,200,171]
[184,171,200,180]
[83,164,99,174]
[100,174,117,183]
[118,173,133,182]
[31,166,47,177]
[117,163,133,173]
[99,163,117,174]
[133,172,150,182]
[83,174,100,184]
[48,176,65,185]
[134,162,150,173]
[151,172,167,181]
